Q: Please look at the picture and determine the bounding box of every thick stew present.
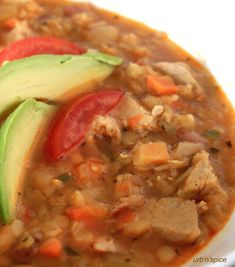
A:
[0,1,235,267]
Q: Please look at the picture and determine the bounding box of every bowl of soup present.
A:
[0,1,234,267]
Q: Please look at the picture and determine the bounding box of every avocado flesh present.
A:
[0,52,122,115]
[0,99,54,224]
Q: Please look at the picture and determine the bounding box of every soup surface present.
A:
[0,1,235,267]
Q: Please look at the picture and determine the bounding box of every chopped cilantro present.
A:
[203,130,221,139]
[64,246,79,256]
[58,173,73,183]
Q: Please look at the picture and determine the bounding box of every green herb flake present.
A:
[58,173,73,183]
[203,130,221,139]
[64,246,79,256]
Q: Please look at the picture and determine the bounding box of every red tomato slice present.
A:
[0,36,85,65]
[45,89,124,161]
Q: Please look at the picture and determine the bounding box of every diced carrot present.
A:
[133,141,169,167]
[171,100,187,110]
[127,114,143,129]
[115,182,130,196]
[116,208,136,229]
[4,18,19,30]
[65,205,108,232]
[65,205,108,221]
[147,75,178,96]
[39,238,62,258]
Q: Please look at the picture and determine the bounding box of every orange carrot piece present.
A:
[4,18,19,30]
[39,238,62,258]
[133,141,170,167]
[171,100,187,110]
[65,205,108,221]
[127,114,143,129]
[147,75,178,95]
[115,182,130,196]
[116,208,136,230]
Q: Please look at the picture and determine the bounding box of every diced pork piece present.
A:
[148,197,200,243]
[178,151,229,230]
[178,129,208,144]
[87,115,121,144]
[171,142,203,161]
[155,62,203,96]
[115,174,145,207]
[133,142,169,169]
[4,21,33,44]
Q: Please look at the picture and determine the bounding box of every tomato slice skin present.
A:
[0,36,85,64]
[45,89,124,161]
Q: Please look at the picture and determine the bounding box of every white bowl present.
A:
[76,1,235,266]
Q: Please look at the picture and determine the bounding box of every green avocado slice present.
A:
[0,99,54,224]
[0,52,123,115]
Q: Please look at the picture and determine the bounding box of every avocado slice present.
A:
[0,99,54,224]
[0,52,123,115]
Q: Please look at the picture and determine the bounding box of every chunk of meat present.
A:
[197,201,208,215]
[115,174,145,207]
[155,62,203,96]
[171,142,203,161]
[148,197,200,243]
[178,151,229,230]
[86,115,121,144]
[178,129,207,144]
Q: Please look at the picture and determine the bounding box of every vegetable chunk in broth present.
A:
[0,0,234,267]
